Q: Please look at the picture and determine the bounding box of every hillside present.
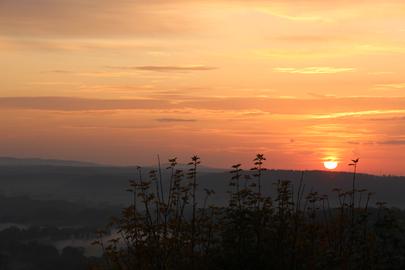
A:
[0,159,404,208]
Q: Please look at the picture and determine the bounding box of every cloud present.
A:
[273,67,356,74]
[274,35,342,43]
[2,96,405,117]
[347,141,361,145]
[0,36,164,52]
[347,140,405,146]
[357,44,405,55]
[0,0,198,37]
[108,65,217,72]
[306,92,336,98]
[47,70,73,74]
[374,83,405,90]
[367,116,405,122]
[184,97,405,118]
[0,97,172,111]
[156,118,197,122]
[379,140,405,145]
[368,71,395,75]
[312,110,405,119]
[45,69,143,78]
[258,8,330,22]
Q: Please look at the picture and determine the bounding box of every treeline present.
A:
[0,226,97,242]
[0,196,120,269]
[94,155,405,270]
[0,226,99,270]
[0,195,120,227]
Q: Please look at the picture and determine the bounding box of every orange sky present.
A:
[1,0,405,174]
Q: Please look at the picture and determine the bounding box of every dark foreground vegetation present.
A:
[0,226,100,270]
[1,156,405,269]
[0,196,118,270]
[93,155,405,270]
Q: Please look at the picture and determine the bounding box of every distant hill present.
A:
[0,157,225,172]
[159,163,226,173]
[0,157,102,167]
[0,194,120,227]
[0,160,405,208]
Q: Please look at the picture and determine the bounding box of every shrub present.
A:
[94,155,405,270]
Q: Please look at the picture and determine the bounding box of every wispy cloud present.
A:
[109,65,217,73]
[367,116,405,122]
[374,83,405,90]
[156,118,197,122]
[273,67,356,74]
[313,110,405,119]
[45,69,139,78]
[379,140,405,145]
[0,0,197,37]
[357,44,405,54]
[348,139,405,146]
[368,71,395,75]
[257,7,331,22]
[274,35,342,43]
[0,97,172,111]
[3,96,405,116]
[48,70,73,74]
[0,37,162,52]
[267,12,327,22]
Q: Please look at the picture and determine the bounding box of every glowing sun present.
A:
[323,161,338,170]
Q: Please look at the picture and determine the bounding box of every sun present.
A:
[323,161,338,170]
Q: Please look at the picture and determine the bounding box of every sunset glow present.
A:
[1,1,405,174]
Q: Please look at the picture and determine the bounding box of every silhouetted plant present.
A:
[94,155,405,270]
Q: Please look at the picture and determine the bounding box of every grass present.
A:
[93,154,405,270]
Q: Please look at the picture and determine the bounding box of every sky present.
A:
[1,0,405,175]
